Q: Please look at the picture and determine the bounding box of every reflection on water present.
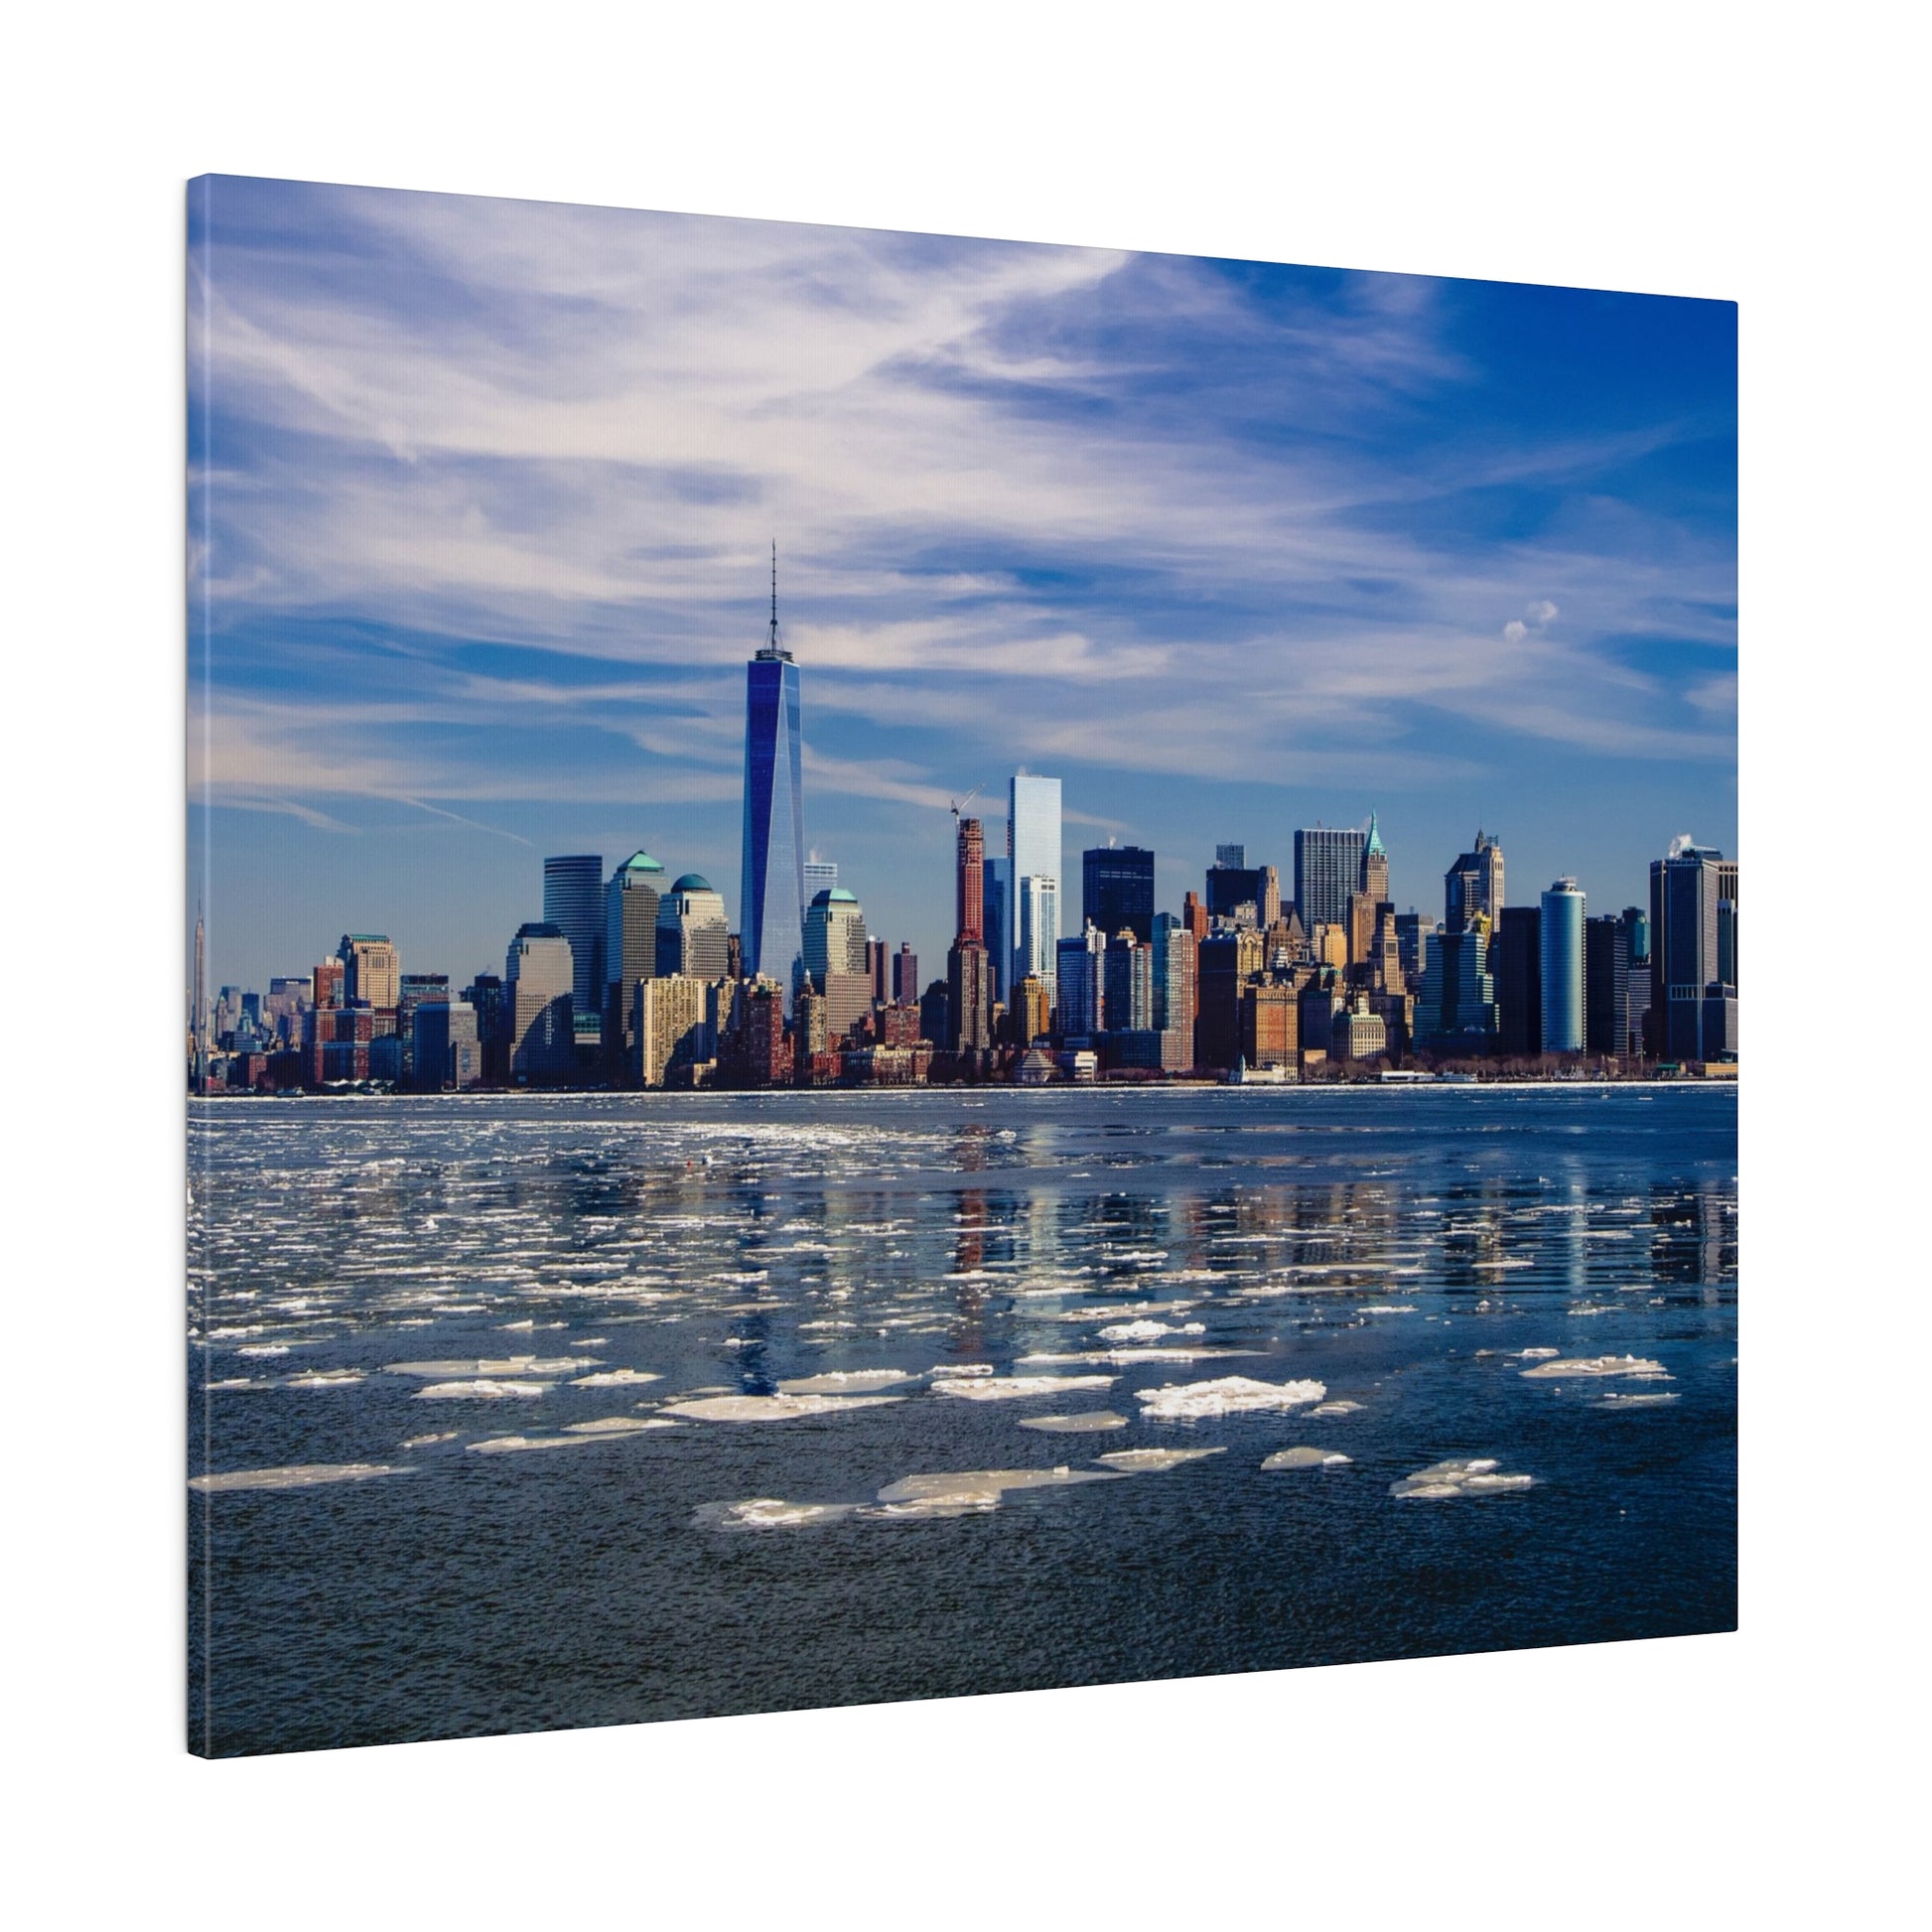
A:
[189,1086,1736,1757]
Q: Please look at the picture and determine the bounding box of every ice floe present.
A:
[1309,1400,1364,1418]
[1135,1376,1326,1421]
[189,1462,411,1493]
[930,1374,1117,1401]
[1389,1457,1535,1498]
[569,1368,662,1388]
[694,1498,865,1530]
[1519,1355,1670,1381]
[401,1432,459,1449]
[1094,1447,1227,1473]
[385,1356,590,1379]
[1017,1412,1129,1434]
[776,1370,916,1394]
[562,1416,680,1435]
[659,1392,905,1422]
[413,1379,553,1400]
[1096,1319,1207,1342]
[283,1370,365,1389]
[872,1466,1122,1517]
[467,1435,584,1454]
[235,1344,291,1358]
[1261,1447,1351,1470]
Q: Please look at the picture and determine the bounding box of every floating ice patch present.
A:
[1516,1348,1561,1360]
[872,1466,1122,1518]
[413,1379,552,1400]
[496,1319,536,1331]
[1356,1306,1417,1315]
[385,1356,590,1379]
[1097,1319,1205,1342]
[1017,1412,1129,1434]
[205,1377,270,1391]
[1261,1447,1352,1470]
[659,1393,905,1423]
[1519,1355,1670,1381]
[1595,1391,1681,1407]
[1018,1348,1261,1367]
[695,1498,866,1531]
[1390,1458,1534,1499]
[190,1463,411,1493]
[562,1416,680,1435]
[284,1370,364,1389]
[1094,1447,1227,1473]
[569,1368,662,1388]
[1135,1376,1326,1421]
[1309,1401,1364,1417]
[400,1432,459,1449]
[930,1375,1117,1401]
[776,1370,915,1394]
[467,1435,585,1454]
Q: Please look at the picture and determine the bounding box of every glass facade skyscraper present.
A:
[543,854,605,1043]
[741,566,805,1012]
[1294,827,1365,935]
[1539,878,1587,1053]
[1009,773,1062,995]
[1083,844,1155,943]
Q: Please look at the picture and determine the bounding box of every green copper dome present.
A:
[619,851,665,874]
[670,873,714,894]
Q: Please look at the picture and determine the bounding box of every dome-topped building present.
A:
[657,873,730,980]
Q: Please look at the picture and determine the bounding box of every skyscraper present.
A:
[1495,905,1542,1057]
[339,933,400,1008]
[1360,813,1389,903]
[505,921,575,1083]
[983,855,1012,1005]
[803,859,838,899]
[1585,913,1630,1060]
[741,547,805,1011]
[655,873,731,980]
[605,851,665,1067]
[1444,830,1505,934]
[1539,879,1587,1053]
[1648,839,1737,1061]
[191,903,207,1094]
[893,942,920,1008]
[543,855,605,1043]
[1082,844,1155,943]
[1294,827,1365,935]
[804,886,873,1039]
[1009,773,1062,995]
[948,817,991,1051]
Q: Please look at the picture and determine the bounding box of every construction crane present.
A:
[949,784,982,827]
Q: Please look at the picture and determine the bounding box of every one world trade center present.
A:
[740,546,806,1011]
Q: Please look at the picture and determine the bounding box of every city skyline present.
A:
[188,178,1735,995]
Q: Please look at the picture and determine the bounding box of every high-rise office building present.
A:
[1494,905,1542,1056]
[1444,830,1505,934]
[1055,924,1108,1038]
[1539,879,1587,1053]
[741,549,805,1011]
[1648,839,1736,1061]
[867,937,890,1007]
[656,873,731,981]
[505,921,575,1083]
[1083,844,1155,943]
[1153,911,1197,1038]
[983,855,1011,1005]
[1009,773,1063,995]
[1419,922,1498,1042]
[803,860,838,899]
[412,998,481,1091]
[1295,827,1365,935]
[634,974,711,1088]
[805,887,874,1040]
[543,855,605,1042]
[1215,843,1246,869]
[893,942,920,1007]
[955,816,985,946]
[191,905,207,1093]
[1017,875,1058,1018]
[1206,855,1264,921]
[1360,813,1390,903]
[1622,905,1652,1059]
[605,851,665,1065]
[1585,913,1630,1059]
[339,933,400,1008]
[1102,929,1154,1033]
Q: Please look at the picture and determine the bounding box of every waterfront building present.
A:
[918,978,950,1051]
[463,972,508,1085]
[984,855,1012,1005]
[505,921,575,1083]
[656,874,731,981]
[1014,973,1050,1046]
[1017,876,1059,1020]
[1585,913,1631,1060]
[804,887,874,1039]
[396,972,450,1082]
[412,999,480,1090]
[1444,830,1505,934]
[1539,879,1587,1054]
[634,974,710,1088]
[1700,984,1739,1061]
[1103,928,1154,1033]
[1194,928,1264,1070]
[1648,840,1737,1061]
[1334,996,1389,1063]
[742,978,791,1085]
[1299,974,1342,1063]
[1240,980,1298,1069]
[1419,920,1499,1044]
[1055,923,1108,1037]
[1494,905,1542,1057]
[1295,827,1365,935]
[339,933,400,1008]
[740,552,806,1010]
[1084,845,1155,943]
[893,942,920,1007]
[1153,912,1197,1037]
[803,860,838,900]
[1622,906,1652,1058]
[543,855,605,1045]
[605,851,665,1065]
[1009,773,1063,995]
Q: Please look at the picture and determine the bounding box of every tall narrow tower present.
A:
[192,901,207,1094]
[740,544,806,1012]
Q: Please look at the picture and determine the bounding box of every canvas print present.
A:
[187,176,1737,1758]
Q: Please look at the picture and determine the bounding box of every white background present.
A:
[2,4,1919,1925]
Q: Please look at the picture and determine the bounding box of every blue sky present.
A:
[189,175,1735,995]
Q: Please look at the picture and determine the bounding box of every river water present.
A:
[187,1084,1737,1756]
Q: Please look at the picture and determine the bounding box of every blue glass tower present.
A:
[740,546,805,1011]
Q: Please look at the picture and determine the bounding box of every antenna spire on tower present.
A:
[769,541,779,651]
